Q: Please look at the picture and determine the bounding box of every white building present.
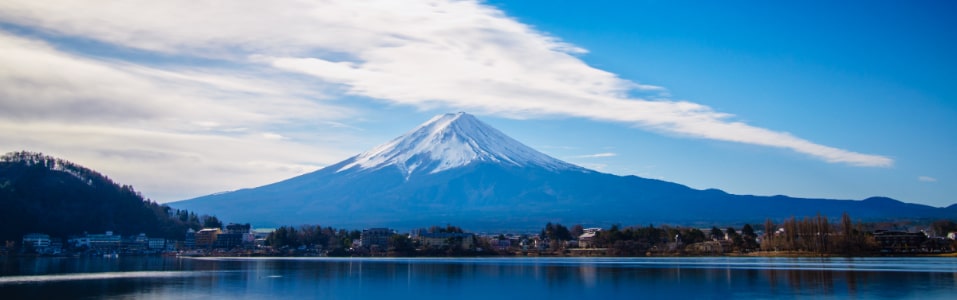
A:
[88,231,122,249]
[22,233,51,249]
[578,228,602,248]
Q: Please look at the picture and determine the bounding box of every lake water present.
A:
[1,256,956,299]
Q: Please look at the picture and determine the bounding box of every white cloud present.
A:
[572,153,618,159]
[0,30,356,201]
[0,31,347,126]
[261,133,285,140]
[918,176,938,183]
[0,0,895,203]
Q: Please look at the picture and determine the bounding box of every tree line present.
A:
[265,225,360,256]
[539,212,955,256]
[538,222,758,255]
[264,224,474,256]
[237,212,956,257]
[761,213,875,254]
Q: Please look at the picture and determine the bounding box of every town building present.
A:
[87,231,122,250]
[226,223,251,234]
[252,228,273,247]
[65,231,122,252]
[122,233,150,252]
[214,233,244,249]
[22,233,51,249]
[185,229,196,249]
[148,238,166,250]
[194,228,221,249]
[360,228,394,250]
[223,223,255,248]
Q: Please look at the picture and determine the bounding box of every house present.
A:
[578,228,602,248]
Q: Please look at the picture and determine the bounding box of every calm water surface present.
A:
[1,256,956,299]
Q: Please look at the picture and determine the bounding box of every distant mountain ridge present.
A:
[171,113,957,230]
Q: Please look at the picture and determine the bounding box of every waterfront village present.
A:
[6,219,957,258]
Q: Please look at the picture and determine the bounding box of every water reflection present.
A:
[1,256,956,299]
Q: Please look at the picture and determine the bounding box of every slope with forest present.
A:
[0,151,208,241]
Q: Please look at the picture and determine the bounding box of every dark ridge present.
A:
[0,151,209,241]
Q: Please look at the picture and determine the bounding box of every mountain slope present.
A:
[171,113,956,229]
[0,151,203,241]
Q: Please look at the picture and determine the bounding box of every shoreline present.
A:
[6,249,957,259]
[11,253,956,258]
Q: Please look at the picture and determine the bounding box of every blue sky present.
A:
[0,1,954,207]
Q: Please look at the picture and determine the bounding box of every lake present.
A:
[1,256,956,299]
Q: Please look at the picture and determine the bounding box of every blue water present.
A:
[1,256,956,299]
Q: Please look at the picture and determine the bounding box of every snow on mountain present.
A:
[337,112,583,177]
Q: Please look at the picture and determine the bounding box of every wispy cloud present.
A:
[918,176,938,183]
[572,153,618,159]
[0,0,894,201]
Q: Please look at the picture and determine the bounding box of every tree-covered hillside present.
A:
[0,151,210,242]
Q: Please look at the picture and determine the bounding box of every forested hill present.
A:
[0,151,211,242]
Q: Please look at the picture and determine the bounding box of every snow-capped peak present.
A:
[337,112,582,177]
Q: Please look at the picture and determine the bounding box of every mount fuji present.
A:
[337,112,584,178]
[171,112,956,229]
